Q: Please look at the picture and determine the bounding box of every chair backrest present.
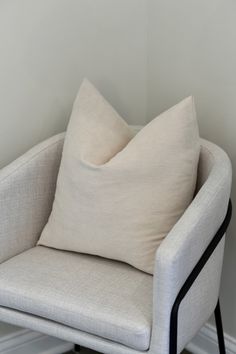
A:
[196,139,218,191]
[195,138,232,207]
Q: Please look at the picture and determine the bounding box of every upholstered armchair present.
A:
[0,128,232,354]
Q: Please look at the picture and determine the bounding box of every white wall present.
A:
[147,0,236,339]
[0,0,147,168]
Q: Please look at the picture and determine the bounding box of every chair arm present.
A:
[0,133,65,263]
[150,140,232,354]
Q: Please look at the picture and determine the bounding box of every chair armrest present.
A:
[0,133,65,263]
[150,139,232,354]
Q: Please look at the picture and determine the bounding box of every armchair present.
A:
[0,129,232,354]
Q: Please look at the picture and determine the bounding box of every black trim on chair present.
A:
[215,300,226,353]
[169,199,232,354]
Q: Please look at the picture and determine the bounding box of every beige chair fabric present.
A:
[38,80,200,273]
[0,130,232,354]
[0,133,64,264]
[0,246,153,350]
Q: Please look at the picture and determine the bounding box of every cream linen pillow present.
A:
[38,79,200,274]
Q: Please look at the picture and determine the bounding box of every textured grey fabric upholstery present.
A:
[0,246,152,351]
[0,133,64,263]
[0,132,232,354]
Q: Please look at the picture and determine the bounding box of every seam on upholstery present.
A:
[0,137,64,185]
[195,144,215,192]
[0,305,150,353]
[0,287,151,349]
[200,144,216,165]
[187,138,202,201]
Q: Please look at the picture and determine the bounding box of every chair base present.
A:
[74,344,81,353]
[215,300,226,354]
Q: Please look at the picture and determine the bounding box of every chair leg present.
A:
[214,300,226,354]
[74,344,81,353]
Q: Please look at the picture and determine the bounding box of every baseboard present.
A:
[0,327,74,354]
[186,323,236,354]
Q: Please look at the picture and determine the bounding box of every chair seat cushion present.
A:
[0,246,153,351]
